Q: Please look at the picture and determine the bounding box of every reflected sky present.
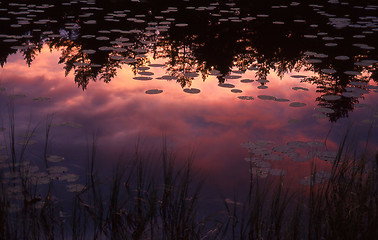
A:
[1,46,377,196]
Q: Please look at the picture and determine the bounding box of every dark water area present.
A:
[0,0,377,239]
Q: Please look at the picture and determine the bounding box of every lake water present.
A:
[0,0,377,238]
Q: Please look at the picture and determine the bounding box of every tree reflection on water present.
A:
[0,0,377,122]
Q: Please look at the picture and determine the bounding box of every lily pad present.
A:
[275,98,290,102]
[183,88,200,94]
[148,63,165,67]
[258,95,276,100]
[218,83,235,88]
[138,71,154,76]
[321,69,336,74]
[257,85,268,89]
[47,155,64,163]
[335,55,350,60]
[289,102,306,107]
[240,79,254,83]
[292,87,309,91]
[231,89,242,93]
[344,71,361,76]
[67,184,85,193]
[145,89,163,94]
[224,75,241,79]
[315,107,335,114]
[133,76,153,81]
[238,96,254,100]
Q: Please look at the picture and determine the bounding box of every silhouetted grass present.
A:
[0,113,376,239]
[222,134,377,240]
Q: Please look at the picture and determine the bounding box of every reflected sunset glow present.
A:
[1,45,377,193]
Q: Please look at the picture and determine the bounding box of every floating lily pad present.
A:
[275,98,290,102]
[304,34,317,39]
[110,55,125,60]
[73,62,89,67]
[290,75,307,78]
[314,53,328,58]
[67,184,85,193]
[183,88,200,94]
[231,89,242,93]
[47,155,64,163]
[335,55,350,60]
[257,85,268,89]
[98,46,112,51]
[224,75,241,79]
[354,60,377,66]
[145,89,163,94]
[157,74,177,80]
[289,102,306,107]
[342,92,359,98]
[209,70,221,75]
[292,87,309,91]
[322,95,341,101]
[47,166,68,174]
[138,71,154,76]
[325,43,337,47]
[133,76,153,81]
[315,107,335,114]
[307,59,322,63]
[175,23,188,27]
[238,96,254,100]
[258,95,276,100]
[321,69,336,74]
[60,173,79,182]
[82,49,96,54]
[137,67,150,71]
[256,79,269,84]
[350,81,367,87]
[148,63,165,67]
[344,71,361,76]
[96,36,109,41]
[240,79,254,83]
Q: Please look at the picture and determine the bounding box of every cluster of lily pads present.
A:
[242,139,338,184]
[0,151,84,212]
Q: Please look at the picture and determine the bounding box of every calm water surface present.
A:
[0,0,377,214]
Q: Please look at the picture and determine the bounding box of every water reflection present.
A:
[1,0,377,122]
[0,1,377,238]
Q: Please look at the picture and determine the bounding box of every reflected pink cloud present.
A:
[1,46,377,195]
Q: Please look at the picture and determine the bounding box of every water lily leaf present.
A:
[145,89,163,94]
[47,155,64,163]
[183,88,200,94]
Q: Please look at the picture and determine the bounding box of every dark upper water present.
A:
[0,0,377,219]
